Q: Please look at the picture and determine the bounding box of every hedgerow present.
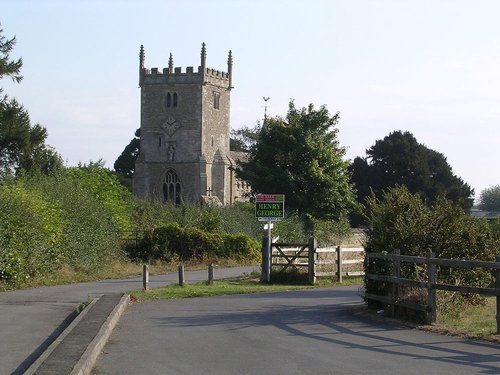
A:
[0,182,64,283]
[364,186,498,315]
[126,223,260,263]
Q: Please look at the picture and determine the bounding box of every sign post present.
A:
[255,194,285,282]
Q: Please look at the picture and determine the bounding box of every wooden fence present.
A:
[265,238,365,284]
[366,251,500,332]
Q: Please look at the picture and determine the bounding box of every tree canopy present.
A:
[0,26,61,178]
[0,95,62,178]
[350,131,474,211]
[114,128,140,178]
[230,124,261,152]
[478,185,500,211]
[0,23,23,94]
[236,101,357,223]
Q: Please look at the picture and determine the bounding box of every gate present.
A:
[261,237,317,284]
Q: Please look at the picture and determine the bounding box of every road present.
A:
[0,266,257,375]
[93,286,500,375]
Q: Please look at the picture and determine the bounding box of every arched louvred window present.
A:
[163,170,181,205]
[213,91,220,109]
[166,92,172,108]
[173,92,178,107]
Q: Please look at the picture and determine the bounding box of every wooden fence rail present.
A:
[366,251,500,333]
[264,238,365,284]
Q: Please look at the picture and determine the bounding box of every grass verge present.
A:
[0,259,256,292]
[129,275,363,302]
[353,296,500,343]
[432,297,500,342]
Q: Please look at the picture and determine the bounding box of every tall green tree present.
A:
[230,124,261,152]
[236,101,357,223]
[478,185,500,211]
[0,23,23,97]
[114,128,140,178]
[350,131,474,211]
[0,25,61,178]
[0,99,62,177]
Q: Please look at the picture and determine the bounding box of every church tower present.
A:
[133,43,237,204]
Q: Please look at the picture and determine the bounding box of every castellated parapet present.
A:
[139,42,232,89]
[134,43,246,205]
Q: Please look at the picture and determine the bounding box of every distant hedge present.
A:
[125,223,260,263]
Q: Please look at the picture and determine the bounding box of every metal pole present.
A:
[496,256,500,334]
[266,220,272,282]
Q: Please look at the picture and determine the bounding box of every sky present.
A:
[2,0,499,200]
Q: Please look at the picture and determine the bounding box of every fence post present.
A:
[391,250,400,318]
[337,246,342,283]
[208,263,214,285]
[308,237,317,285]
[496,256,500,334]
[178,264,185,286]
[142,264,149,291]
[426,252,436,324]
[261,237,271,282]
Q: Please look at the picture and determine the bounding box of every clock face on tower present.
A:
[160,116,181,137]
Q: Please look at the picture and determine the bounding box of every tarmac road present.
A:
[0,266,258,375]
[93,286,500,375]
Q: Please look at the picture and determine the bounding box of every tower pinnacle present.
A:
[227,50,233,89]
[200,42,207,81]
[168,53,174,74]
[139,45,145,87]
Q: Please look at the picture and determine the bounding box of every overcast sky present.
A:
[2,0,499,199]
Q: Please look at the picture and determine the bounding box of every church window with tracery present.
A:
[162,170,182,205]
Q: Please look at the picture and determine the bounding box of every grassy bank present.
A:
[0,259,256,292]
[129,275,364,302]
[433,297,500,342]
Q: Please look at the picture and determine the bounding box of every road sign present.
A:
[255,194,285,221]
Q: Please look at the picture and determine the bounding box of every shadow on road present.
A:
[151,289,500,374]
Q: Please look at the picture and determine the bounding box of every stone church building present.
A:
[133,43,250,205]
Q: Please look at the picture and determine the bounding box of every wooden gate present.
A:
[262,237,365,284]
[264,238,317,284]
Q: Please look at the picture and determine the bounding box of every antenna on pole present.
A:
[263,97,270,123]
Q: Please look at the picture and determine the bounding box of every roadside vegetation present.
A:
[364,186,498,313]
[435,295,499,341]
[129,274,364,302]
[0,163,352,291]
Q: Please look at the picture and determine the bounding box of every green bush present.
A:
[0,182,65,283]
[128,224,259,263]
[310,217,351,246]
[33,171,124,273]
[273,212,306,243]
[219,202,263,238]
[65,165,134,232]
[0,169,131,287]
[490,218,500,241]
[222,234,260,260]
[364,186,498,313]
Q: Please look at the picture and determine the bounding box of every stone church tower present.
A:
[133,43,248,204]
